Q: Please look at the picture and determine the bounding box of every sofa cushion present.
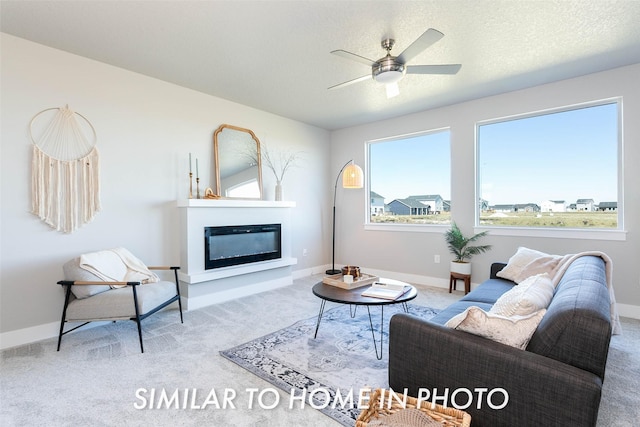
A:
[445,306,547,349]
[460,278,515,304]
[63,257,111,299]
[490,273,554,316]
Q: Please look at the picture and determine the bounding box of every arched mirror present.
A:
[213,124,263,199]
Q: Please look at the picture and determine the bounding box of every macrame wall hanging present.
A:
[30,105,101,233]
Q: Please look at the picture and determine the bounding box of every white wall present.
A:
[0,34,331,342]
[331,64,640,317]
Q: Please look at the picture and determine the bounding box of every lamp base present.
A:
[325,269,341,275]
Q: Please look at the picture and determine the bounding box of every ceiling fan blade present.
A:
[331,50,376,67]
[396,28,444,64]
[328,75,371,90]
[406,64,462,75]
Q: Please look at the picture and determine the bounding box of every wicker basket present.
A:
[356,389,471,427]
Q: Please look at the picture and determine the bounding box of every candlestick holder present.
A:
[196,177,201,199]
[189,172,193,199]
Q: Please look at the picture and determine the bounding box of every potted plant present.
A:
[444,222,492,275]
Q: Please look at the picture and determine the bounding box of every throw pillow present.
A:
[490,273,554,316]
[496,247,546,282]
[63,257,111,299]
[445,306,546,349]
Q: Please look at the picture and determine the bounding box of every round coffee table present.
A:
[312,278,417,360]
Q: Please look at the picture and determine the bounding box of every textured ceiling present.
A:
[2,1,640,130]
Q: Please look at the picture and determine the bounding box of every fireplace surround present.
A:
[178,199,296,309]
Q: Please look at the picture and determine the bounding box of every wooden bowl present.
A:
[341,265,361,278]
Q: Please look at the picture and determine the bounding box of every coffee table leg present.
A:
[313,299,327,339]
[366,305,385,360]
[350,304,357,318]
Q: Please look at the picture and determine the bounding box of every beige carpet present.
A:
[1,274,638,426]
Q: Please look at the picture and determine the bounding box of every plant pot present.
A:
[450,261,471,275]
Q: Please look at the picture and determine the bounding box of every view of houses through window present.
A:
[368,129,451,225]
[477,100,620,229]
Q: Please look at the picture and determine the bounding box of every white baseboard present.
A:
[0,320,111,351]
[0,321,59,350]
[617,303,640,320]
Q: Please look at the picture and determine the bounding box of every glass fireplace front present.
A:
[204,224,281,270]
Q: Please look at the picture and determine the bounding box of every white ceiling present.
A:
[2,1,640,130]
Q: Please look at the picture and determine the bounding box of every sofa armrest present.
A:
[389,313,603,427]
[489,263,507,279]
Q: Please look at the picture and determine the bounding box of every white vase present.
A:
[450,261,471,275]
[275,181,283,201]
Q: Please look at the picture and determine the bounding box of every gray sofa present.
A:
[389,255,612,426]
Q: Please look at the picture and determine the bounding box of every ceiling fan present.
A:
[329,28,461,98]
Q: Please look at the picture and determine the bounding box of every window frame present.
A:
[364,127,452,233]
[474,97,625,241]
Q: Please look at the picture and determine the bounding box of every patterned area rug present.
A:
[220,303,438,426]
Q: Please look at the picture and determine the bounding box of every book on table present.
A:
[361,282,411,300]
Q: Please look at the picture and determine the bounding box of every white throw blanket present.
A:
[79,247,159,287]
[497,247,621,335]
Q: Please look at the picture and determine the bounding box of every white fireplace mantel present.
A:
[177,199,296,209]
[177,199,297,285]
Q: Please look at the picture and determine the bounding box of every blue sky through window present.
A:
[369,130,451,203]
[478,102,618,206]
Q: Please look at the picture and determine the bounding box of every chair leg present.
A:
[173,268,184,324]
[57,284,73,351]
[131,284,144,353]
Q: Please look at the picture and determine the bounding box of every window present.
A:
[477,100,620,230]
[367,129,451,226]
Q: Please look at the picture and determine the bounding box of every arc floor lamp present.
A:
[326,159,364,275]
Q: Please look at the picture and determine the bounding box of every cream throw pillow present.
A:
[445,306,546,349]
[497,247,549,283]
[491,273,554,316]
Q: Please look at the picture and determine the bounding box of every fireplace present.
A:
[204,224,282,270]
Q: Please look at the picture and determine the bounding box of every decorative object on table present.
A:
[356,388,471,427]
[444,221,491,275]
[258,141,303,201]
[213,124,263,199]
[203,187,219,199]
[341,265,361,278]
[29,105,101,233]
[361,281,412,300]
[326,160,364,274]
[322,273,379,289]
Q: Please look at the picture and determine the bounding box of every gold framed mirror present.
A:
[213,124,263,199]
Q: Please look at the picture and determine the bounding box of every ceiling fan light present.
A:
[374,70,404,84]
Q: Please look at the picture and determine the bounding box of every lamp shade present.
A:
[342,162,364,188]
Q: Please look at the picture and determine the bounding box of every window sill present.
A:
[364,223,450,233]
[474,226,627,241]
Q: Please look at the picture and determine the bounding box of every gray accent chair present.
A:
[57,256,183,353]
